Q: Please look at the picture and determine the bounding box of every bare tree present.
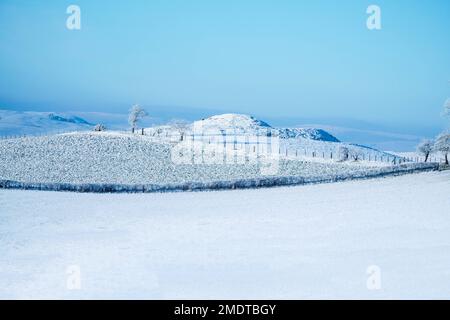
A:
[93,124,106,132]
[434,133,450,165]
[344,146,363,161]
[338,146,349,161]
[128,104,147,133]
[169,119,190,141]
[417,139,433,162]
[339,145,364,161]
[349,148,362,161]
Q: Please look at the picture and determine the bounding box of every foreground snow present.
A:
[1,171,450,299]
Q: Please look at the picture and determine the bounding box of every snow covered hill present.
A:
[0,109,157,136]
[186,113,340,142]
[1,110,432,151]
[277,127,339,142]
[0,130,422,189]
[0,112,419,190]
[147,113,399,166]
[0,110,94,136]
[194,113,271,131]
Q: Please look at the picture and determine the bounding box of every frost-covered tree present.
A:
[93,124,106,132]
[434,133,450,165]
[350,150,361,161]
[169,119,190,141]
[416,139,433,162]
[128,104,147,132]
[338,146,349,161]
[348,146,363,161]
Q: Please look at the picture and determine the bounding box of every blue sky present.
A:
[0,0,449,132]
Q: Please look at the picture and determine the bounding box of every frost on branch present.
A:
[93,124,106,132]
[434,133,450,165]
[168,119,190,141]
[417,139,433,162]
[338,146,349,161]
[128,104,147,133]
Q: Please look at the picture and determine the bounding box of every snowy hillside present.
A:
[0,109,158,136]
[147,113,399,165]
[0,130,423,190]
[1,110,435,151]
[0,110,94,136]
[166,113,340,142]
[277,127,339,142]
[0,112,422,191]
[194,113,271,131]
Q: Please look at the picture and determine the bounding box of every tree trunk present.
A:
[446,153,449,165]
[425,153,429,162]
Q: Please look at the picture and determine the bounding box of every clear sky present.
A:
[0,0,449,130]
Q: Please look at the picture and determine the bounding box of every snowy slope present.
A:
[194,113,271,131]
[147,113,398,164]
[0,113,409,188]
[0,109,158,136]
[1,171,450,299]
[1,110,431,151]
[193,113,340,142]
[0,132,399,186]
[277,128,339,142]
[0,110,94,136]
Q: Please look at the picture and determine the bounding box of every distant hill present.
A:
[191,113,340,142]
[1,110,423,151]
[0,110,94,136]
[0,109,160,136]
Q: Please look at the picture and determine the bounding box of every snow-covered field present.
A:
[1,170,449,299]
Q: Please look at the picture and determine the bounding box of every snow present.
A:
[0,110,94,136]
[1,109,433,151]
[0,131,417,189]
[1,170,450,299]
[277,127,339,142]
[0,109,159,136]
[390,151,447,163]
[154,113,341,142]
[193,113,271,131]
[299,123,426,151]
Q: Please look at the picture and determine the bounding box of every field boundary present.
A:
[0,162,439,193]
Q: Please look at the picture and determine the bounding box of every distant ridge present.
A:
[0,110,94,136]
